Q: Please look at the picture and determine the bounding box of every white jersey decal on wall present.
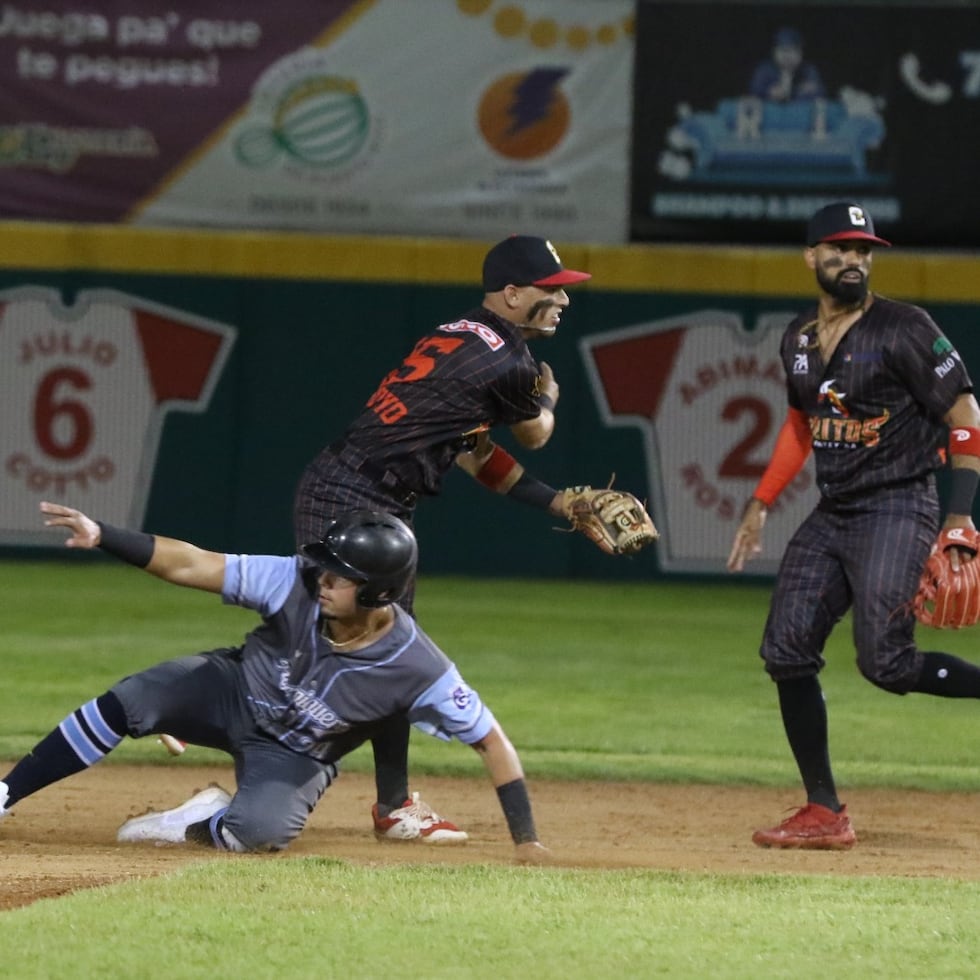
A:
[1,287,236,546]
[580,311,818,574]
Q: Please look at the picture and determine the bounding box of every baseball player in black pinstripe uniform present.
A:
[293,235,591,841]
[0,503,550,864]
[728,202,980,849]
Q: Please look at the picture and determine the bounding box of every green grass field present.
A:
[3,560,980,977]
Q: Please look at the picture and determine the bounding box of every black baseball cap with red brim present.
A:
[806,202,891,247]
[482,235,592,291]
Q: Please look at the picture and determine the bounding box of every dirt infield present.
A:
[3,765,980,910]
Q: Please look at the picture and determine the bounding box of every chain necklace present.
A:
[800,293,872,353]
[319,610,391,649]
[320,623,371,648]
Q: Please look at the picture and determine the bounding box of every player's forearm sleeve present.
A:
[752,407,812,507]
[475,444,557,509]
[96,522,154,567]
[495,778,538,844]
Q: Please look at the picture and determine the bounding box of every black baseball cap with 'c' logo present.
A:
[806,202,891,247]
[482,235,592,291]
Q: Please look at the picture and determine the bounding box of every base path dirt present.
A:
[3,765,980,910]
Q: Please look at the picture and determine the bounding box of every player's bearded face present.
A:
[815,248,870,305]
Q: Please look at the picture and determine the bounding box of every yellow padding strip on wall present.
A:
[0,220,977,302]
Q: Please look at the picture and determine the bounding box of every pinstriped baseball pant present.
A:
[760,481,940,693]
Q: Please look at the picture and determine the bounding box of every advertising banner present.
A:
[0,286,235,546]
[632,1,980,246]
[0,0,633,242]
[579,310,818,574]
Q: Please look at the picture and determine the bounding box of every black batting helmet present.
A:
[301,510,417,608]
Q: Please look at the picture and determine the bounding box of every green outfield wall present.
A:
[2,222,978,581]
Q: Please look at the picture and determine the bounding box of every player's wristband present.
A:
[946,468,980,517]
[507,471,558,510]
[476,444,519,490]
[495,778,538,844]
[538,394,556,413]
[949,426,980,458]
[96,522,155,568]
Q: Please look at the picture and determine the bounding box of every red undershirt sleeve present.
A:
[752,407,812,507]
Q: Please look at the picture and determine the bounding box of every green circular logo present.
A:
[236,76,370,169]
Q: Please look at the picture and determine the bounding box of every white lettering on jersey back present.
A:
[437,319,504,350]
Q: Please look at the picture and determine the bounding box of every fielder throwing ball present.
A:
[0,502,550,863]
[293,233,654,840]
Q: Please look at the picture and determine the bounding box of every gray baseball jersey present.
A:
[111,553,495,849]
[225,554,495,760]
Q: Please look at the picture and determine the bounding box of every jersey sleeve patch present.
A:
[408,664,495,744]
[437,319,505,351]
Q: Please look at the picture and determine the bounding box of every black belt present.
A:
[328,442,418,507]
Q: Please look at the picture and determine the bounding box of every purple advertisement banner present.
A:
[0,1,634,243]
[631,1,980,247]
[0,1,363,221]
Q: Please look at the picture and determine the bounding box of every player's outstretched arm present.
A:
[470,721,551,865]
[457,437,657,554]
[40,501,226,593]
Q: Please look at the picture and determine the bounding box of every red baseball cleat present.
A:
[752,802,856,850]
[372,791,468,844]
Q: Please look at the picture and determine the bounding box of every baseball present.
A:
[158,734,187,756]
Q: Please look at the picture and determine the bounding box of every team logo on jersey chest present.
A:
[818,379,849,417]
[810,411,889,448]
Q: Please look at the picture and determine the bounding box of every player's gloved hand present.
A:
[914,526,980,628]
[557,481,658,555]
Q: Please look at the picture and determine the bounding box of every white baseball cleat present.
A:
[117,785,231,843]
[0,780,9,820]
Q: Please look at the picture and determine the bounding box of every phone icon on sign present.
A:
[899,53,952,104]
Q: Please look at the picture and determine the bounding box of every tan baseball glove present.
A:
[559,483,658,556]
[913,528,980,628]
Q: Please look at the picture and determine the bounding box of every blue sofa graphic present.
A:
[664,96,886,186]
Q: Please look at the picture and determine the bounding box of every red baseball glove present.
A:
[913,528,980,629]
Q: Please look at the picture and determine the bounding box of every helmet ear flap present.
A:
[357,583,395,608]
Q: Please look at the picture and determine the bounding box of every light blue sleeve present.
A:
[221,554,301,617]
[408,664,495,744]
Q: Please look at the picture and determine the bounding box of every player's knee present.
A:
[186,811,291,852]
[855,650,917,694]
[219,809,298,852]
